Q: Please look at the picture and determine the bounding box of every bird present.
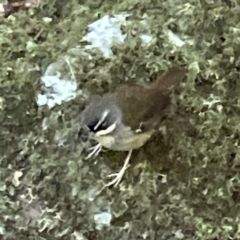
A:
[80,66,186,187]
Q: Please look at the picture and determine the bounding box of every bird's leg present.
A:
[86,143,102,159]
[106,150,132,187]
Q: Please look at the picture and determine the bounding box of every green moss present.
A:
[1,0,240,239]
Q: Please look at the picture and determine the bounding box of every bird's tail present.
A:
[150,66,186,91]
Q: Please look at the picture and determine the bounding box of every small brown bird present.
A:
[81,67,186,187]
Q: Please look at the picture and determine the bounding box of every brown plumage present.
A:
[109,66,186,130]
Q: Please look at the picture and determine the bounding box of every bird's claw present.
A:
[105,150,132,187]
[106,164,130,187]
[85,143,102,159]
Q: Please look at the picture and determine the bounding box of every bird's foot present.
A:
[85,143,102,159]
[106,164,130,187]
[105,150,132,187]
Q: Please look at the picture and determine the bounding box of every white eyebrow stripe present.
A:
[94,109,110,130]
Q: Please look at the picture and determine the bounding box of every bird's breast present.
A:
[94,130,154,151]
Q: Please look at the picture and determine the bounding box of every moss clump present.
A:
[1,0,240,239]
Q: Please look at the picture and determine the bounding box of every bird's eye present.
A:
[87,120,108,133]
[101,121,107,127]
[97,121,108,131]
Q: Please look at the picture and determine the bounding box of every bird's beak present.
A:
[88,131,96,139]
